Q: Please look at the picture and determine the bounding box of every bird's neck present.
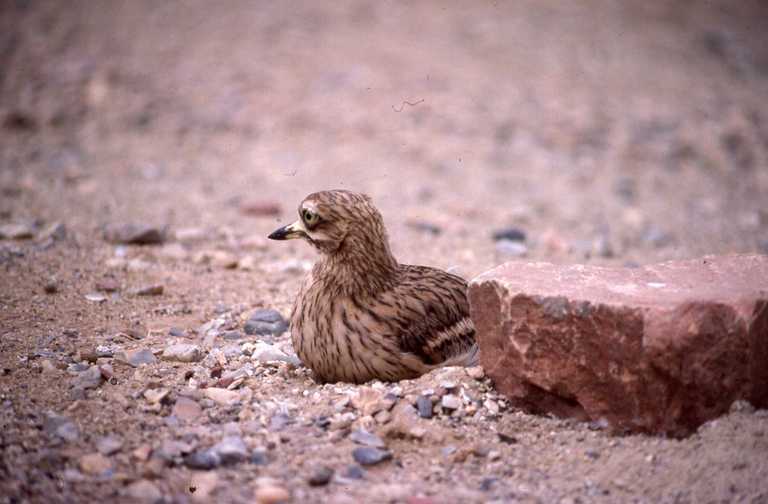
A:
[315,231,399,296]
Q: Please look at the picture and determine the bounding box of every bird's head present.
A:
[268,189,388,255]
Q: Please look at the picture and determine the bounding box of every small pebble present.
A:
[244,309,289,336]
[307,465,335,486]
[79,452,113,476]
[211,436,248,465]
[72,365,103,390]
[95,279,120,292]
[161,343,202,363]
[44,413,79,442]
[343,464,366,480]
[172,397,202,422]
[168,327,186,337]
[204,387,240,406]
[480,477,497,491]
[730,400,755,414]
[123,479,162,501]
[352,447,392,466]
[416,395,433,419]
[250,451,269,465]
[43,280,58,294]
[349,429,387,448]
[143,388,170,405]
[492,227,526,242]
[184,450,221,470]
[117,348,156,367]
[96,436,124,456]
[495,240,528,257]
[85,293,107,303]
[254,484,290,504]
[0,222,38,240]
[103,223,165,245]
[440,394,461,411]
[240,201,282,217]
[134,284,164,296]
[222,330,244,341]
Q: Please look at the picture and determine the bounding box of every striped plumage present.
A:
[268,190,478,383]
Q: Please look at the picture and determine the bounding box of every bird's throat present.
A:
[316,235,398,296]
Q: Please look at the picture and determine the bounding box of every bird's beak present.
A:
[268,219,306,240]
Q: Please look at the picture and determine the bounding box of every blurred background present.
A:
[2,0,767,277]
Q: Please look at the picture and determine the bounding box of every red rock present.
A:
[469,254,768,437]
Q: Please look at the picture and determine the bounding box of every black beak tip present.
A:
[268,228,286,240]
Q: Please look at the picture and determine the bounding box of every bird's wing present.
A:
[370,265,477,367]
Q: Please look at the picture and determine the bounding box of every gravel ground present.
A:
[1,1,767,503]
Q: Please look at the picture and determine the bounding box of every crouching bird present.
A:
[268,189,478,383]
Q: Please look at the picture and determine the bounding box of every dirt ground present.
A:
[1,1,768,503]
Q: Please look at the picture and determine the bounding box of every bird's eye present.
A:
[302,209,318,225]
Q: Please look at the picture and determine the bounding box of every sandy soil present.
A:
[1,1,767,503]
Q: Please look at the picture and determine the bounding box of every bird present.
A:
[267,189,478,384]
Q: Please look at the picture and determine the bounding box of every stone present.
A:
[134,284,164,296]
[103,223,165,245]
[194,250,238,269]
[79,453,113,476]
[184,450,220,470]
[440,395,461,411]
[349,429,386,448]
[173,397,203,422]
[240,200,281,217]
[72,365,104,390]
[204,387,240,406]
[222,330,244,341]
[249,342,300,365]
[143,388,170,405]
[254,484,290,504]
[244,309,289,336]
[156,439,193,461]
[351,387,388,417]
[162,343,202,363]
[352,447,392,466]
[96,436,123,455]
[39,221,67,241]
[84,293,107,303]
[492,227,526,242]
[158,243,189,260]
[466,366,485,380]
[43,280,58,294]
[211,436,248,465]
[174,227,207,243]
[308,465,335,486]
[44,413,79,442]
[495,240,528,257]
[384,403,428,440]
[250,451,269,465]
[342,464,366,480]
[95,278,120,292]
[117,348,156,367]
[269,413,293,431]
[469,254,768,436]
[416,395,433,419]
[0,222,36,240]
[132,444,153,461]
[123,479,162,502]
[41,359,58,373]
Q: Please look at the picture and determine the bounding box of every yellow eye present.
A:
[303,209,318,225]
